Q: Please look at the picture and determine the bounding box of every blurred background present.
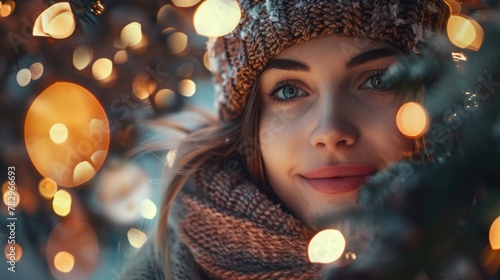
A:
[0,0,499,280]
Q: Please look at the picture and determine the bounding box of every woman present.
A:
[123,0,451,279]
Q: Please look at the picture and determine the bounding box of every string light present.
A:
[24,82,110,187]
[179,79,196,97]
[53,251,74,273]
[308,229,346,264]
[121,22,143,48]
[33,2,75,39]
[167,32,188,55]
[193,0,241,37]
[16,69,31,87]
[38,177,58,200]
[447,15,484,51]
[29,63,44,80]
[92,58,113,80]
[139,199,157,219]
[52,190,71,217]
[490,216,500,250]
[127,228,147,248]
[172,0,201,8]
[396,102,429,139]
[73,46,93,70]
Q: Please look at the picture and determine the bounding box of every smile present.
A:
[301,165,377,194]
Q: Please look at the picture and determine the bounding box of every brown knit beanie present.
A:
[208,0,451,121]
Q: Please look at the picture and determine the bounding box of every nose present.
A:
[309,95,358,151]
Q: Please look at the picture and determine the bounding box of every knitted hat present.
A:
[208,0,450,121]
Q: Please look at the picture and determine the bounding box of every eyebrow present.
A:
[265,47,399,73]
[345,47,399,69]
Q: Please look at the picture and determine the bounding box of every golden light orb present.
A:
[92,58,113,81]
[139,199,157,220]
[0,1,14,17]
[167,32,188,55]
[132,74,157,100]
[33,2,75,39]
[179,79,196,97]
[16,68,31,87]
[447,15,484,51]
[49,123,69,144]
[3,190,20,208]
[52,190,71,217]
[114,50,128,64]
[490,216,500,250]
[172,0,201,8]
[154,89,175,109]
[25,82,110,187]
[4,243,23,263]
[308,229,346,264]
[73,46,93,70]
[193,0,241,37]
[54,251,74,273]
[29,62,44,80]
[2,181,16,194]
[121,22,143,47]
[47,220,99,279]
[396,102,430,139]
[203,51,212,71]
[38,177,58,200]
[127,228,147,249]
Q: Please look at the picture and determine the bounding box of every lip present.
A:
[301,165,377,194]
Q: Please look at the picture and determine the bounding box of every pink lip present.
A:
[301,165,377,194]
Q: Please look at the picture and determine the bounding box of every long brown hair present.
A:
[155,75,275,280]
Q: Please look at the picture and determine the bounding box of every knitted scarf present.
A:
[178,161,325,279]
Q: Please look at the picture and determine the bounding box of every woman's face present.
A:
[258,35,413,230]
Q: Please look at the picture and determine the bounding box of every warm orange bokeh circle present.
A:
[24,82,110,187]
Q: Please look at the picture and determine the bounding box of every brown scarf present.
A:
[178,161,324,279]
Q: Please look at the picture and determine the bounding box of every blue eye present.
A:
[269,82,308,103]
[361,71,391,91]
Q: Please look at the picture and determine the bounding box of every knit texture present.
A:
[208,0,450,121]
[178,161,325,279]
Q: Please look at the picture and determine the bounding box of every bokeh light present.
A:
[155,89,175,110]
[4,243,23,263]
[49,123,69,144]
[139,198,157,219]
[114,50,128,64]
[444,0,461,15]
[16,68,31,87]
[24,82,110,187]
[73,46,93,70]
[97,162,151,225]
[2,181,16,194]
[193,0,241,37]
[121,22,143,48]
[172,0,201,8]
[203,51,212,71]
[127,228,147,248]
[166,149,177,168]
[29,62,44,80]
[0,1,14,17]
[308,229,346,264]
[47,220,99,279]
[179,79,196,97]
[39,177,58,200]
[132,74,157,100]
[92,58,113,81]
[33,2,75,39]
[396,102,429,139]
[3,190,20,208]
[167,32,188,55]
[490,216,500,250]
[54,251,74,273]
[73,161,97,187]
[447,15,484,51]
[52,190,71,217]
